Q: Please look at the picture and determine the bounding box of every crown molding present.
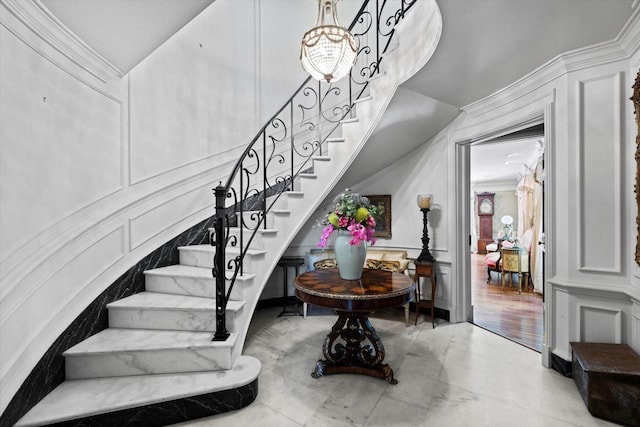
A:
[0,0,123,82]
[462,7,640,118]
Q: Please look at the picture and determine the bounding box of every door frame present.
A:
[452,106,555,367]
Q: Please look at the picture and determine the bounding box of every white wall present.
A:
[285,129,454,312]
[0,0,326,413]
[286,7,640,365]
[454,40,640,362]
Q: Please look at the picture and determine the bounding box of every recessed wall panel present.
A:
[578,74,622,273]
[578,304,621,343]
[128,1,259,184]
[129,186,212,250]
[0,26,123,259]
[0,226,125,383]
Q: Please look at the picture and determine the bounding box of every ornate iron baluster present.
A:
[211,0,417,341]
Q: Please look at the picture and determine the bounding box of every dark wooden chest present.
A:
[571,342,640,427]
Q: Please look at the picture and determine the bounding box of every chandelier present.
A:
[300,0,357,83]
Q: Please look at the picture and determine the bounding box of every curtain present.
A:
[517,168,543,293]
[531,158,544,293]
[517,173,535,239]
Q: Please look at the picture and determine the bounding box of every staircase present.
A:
[15,1,442,425]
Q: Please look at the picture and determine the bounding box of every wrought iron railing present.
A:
[211,0,417,340]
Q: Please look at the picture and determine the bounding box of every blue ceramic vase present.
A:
[334,230,367,280]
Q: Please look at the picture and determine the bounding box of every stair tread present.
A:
[15,356,260,427]
[64,328,238,355]
[107,292,245,312]
[143,264,255,281]
[226,227,279,234]
[178,244,266,256]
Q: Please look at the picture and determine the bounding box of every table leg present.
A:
[311,311,397,384]
[278,266,301,317]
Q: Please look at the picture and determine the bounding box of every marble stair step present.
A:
[15,355,260,427]
[223,227,279,250]
[107,292,245,332]
[178,244,266,270]
[64,328,238,379]
[144,264,255,300]
[265,190,304,210]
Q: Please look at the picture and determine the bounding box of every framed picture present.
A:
[366,195,391,238]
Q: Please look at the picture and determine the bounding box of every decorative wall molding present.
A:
[577,303,622,343]
[550,277,639,301]
[577,72,623,274]
[632,302,640,352]
[462,73,558,121]
[0,225,125,327]
[454,105,547,145]
[543,102,556,281]
[619,4,640,55]
[462,9,639,119]
[128,185,213,251]
[435,269,450,304]
[127,137,248,187]
[0,7,127,274]
[0,225,125,415]
[0,0,123,82]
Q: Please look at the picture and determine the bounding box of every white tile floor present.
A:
[173,306,617,427]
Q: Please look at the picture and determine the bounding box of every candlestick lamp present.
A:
[416,194,435,262]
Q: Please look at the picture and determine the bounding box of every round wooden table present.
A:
[294,268,414,384]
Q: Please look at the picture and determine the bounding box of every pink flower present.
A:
[338,216,349,228]
[318,224,335,248]
[367,216,376,227]
[348,223,367,245]
[366,227,377,246]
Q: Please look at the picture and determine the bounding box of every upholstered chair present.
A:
[484,240,515,282]
[365,259,410,325]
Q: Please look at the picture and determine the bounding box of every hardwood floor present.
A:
[470,253,543,352]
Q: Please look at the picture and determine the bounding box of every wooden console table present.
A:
[294,268,414,384]
[501,247,529,294]
[413,261,437,328]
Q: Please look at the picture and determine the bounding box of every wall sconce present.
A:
[300,0,357,83]
[416,194,435,262]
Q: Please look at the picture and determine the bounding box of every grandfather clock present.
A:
[476,192,495,254]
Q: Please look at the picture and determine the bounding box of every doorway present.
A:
[469,127,545,351]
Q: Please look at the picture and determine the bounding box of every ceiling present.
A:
[37,0,634,186]
[344,0,633,187]
[40,0,215,73]
[470,135,542,186]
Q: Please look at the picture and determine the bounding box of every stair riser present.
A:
[145,273,213,298]
[144,274,247,300]
[265,212,291,230]
[65,347,233,379]
[223,228,279,250]
[108,307,239,332]
[179,249,264,272]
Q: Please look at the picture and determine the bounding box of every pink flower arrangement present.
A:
[318,191,378,248]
